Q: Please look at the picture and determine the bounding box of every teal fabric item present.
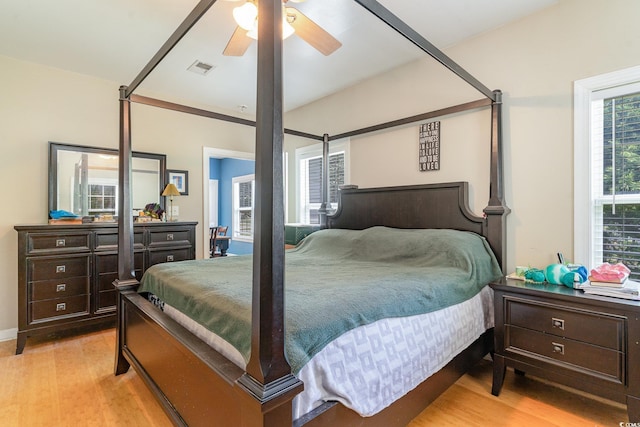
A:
[544,263,570,285]
[560,265,588,288]
[524,268,545,283]
[138,226,502,374]
[560,272,579,287]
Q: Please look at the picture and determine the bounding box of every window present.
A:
[296,140,349,224]
[88,184,117,215]
[232,174,254,242]
[84,180,117,216]
[575,66,640,279]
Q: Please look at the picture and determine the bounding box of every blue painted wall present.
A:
[210,157,254,255]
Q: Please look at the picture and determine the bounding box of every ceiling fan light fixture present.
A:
[233,2,258,31]
[283,17,295,39]
[245,9,295,40]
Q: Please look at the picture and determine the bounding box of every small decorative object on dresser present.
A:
[14,221,197,355]
[491,277,640,422]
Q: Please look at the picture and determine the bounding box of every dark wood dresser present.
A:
[491,278,640,421]
[14,221,197,354]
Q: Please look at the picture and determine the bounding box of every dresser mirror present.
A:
[48,142,166,217]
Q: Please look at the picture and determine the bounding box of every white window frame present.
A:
[295,139,350,224]
[574,65,640,267]
[84,177,118,216]
[232,174,255,243]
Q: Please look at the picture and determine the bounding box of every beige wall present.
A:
[1,0,639,336]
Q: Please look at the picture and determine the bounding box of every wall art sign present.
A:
[419,121,440,172]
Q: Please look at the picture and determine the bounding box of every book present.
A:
[581,279,640,300]
[48,218,83,225]
[586,277,627,288]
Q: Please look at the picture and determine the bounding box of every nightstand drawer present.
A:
[506,325,624,383]
[505,297,624,350]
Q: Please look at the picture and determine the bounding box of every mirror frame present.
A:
[48,142,167,216]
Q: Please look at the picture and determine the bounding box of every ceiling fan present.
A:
[223,0,342,57]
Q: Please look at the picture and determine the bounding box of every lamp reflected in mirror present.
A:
[162,183,181,222]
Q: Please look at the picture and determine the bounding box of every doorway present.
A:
[202,147,254,258]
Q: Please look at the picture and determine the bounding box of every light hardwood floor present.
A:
[0,328,628,426]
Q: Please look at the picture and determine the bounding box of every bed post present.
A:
[236,0,303,425]
[483,89,510,272]
[114,85,139,375]
[318,134,331,228]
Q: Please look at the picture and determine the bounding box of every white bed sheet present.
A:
[159,285,494,419]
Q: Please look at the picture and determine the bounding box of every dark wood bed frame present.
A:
[113,1,510,426]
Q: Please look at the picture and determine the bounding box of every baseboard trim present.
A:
[0,328,17,342]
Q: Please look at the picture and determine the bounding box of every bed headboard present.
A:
[326,181,506,270]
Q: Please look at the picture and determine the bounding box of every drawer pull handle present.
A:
[56,239,66,247]
[56,265,66,273]
[166,234,174,241]
[56,284,66,292]
[552,342,565,355]
[56,303,66,312]
[552,317,565,330]
[167,255,174,262]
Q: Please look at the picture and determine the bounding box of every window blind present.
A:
[597,91,640,279]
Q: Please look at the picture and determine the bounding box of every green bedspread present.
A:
[138,226,502,374]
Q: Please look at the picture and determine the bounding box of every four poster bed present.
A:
[113,1,509,426]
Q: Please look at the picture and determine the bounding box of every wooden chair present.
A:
[210,226,229,257]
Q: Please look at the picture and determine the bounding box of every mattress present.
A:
[152,285,494,419]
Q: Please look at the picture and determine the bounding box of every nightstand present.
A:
[490,278,640,422]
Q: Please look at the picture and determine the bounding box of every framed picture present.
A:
[166,169,189,195]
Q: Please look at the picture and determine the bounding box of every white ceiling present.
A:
[0,0,557,114]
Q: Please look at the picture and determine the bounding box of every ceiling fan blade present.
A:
[223,26,253,56]
[286,7,341,56]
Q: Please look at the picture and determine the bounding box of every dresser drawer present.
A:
[505,297,624,350]
[148,248,192,266]
[96,290,117,312]
[26,232,91,254]
[28,255,90,281]
[30,276,89,301]
[505,325,624,383]
[94,252,144,289]
[148,229,192,247]
[94,231,144,251]
[30,294,89,322]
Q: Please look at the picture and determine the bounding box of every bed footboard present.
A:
[116,289,301,426]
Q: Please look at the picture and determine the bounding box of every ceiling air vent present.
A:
[187,60,215,76]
